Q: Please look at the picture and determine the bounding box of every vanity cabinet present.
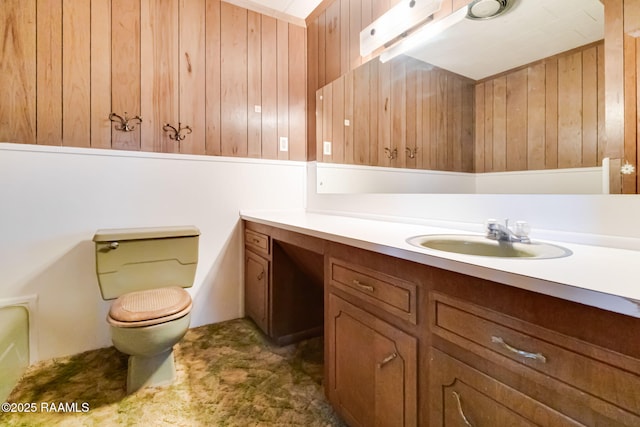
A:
[243,222,325,345]
[429,290,640,426]
[325,245,429,427]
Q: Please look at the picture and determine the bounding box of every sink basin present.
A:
[406,234,572,259]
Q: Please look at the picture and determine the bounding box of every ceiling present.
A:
[234,0,324,20]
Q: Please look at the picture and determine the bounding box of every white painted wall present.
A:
[307,163,640,250]
[0,143,306,361]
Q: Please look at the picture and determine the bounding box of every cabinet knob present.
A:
[257,271,264,281]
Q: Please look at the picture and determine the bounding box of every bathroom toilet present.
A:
[93,226,200,394]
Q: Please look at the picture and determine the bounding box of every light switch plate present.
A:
[254,105,262,113]
[279,137,289,152]
[323,141,332,155]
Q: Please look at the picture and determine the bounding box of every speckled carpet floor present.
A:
[2,318,346,426]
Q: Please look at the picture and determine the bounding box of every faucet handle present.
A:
[514,221,531,237]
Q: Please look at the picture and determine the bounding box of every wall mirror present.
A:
[315,0,614,194]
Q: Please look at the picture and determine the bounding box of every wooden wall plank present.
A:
[597,43,606,165]
[322,82,333,162]
[545,58,559,169]
[369,59,379,166]
[317,12,326,87]
[91,0,112,149]
[62,0,91,147]
[492,76,507,171]
[340,0,350,76]
[422,69,434,170]
[36,0,62,146]
[220,2,248,157]
[247,10,262,158]
[141,0,179,153]
[316,88,324,161]
[527,63,546,170]
[623,32,637,192]
[332,75,345,163]
[289,23,307,161]
[414,62,423,170]
[325,0,341,83]
[307,17,319,161]
[262,15,278,159]
[604,0,624,163]
[461,75,474,172]
[179,0,206,155]
[349,0,362,70]
[392,58,407,168]
[277,20,289,160]
[344,68,355,164]
[377,60,391,167]
[558,51,583,168]
[582,45,599,167]
[205,0,222,155]
[405,60,418,169]
[474,83,485,172]
[354,61,371,165]
[436,70,448,170]
[111,0,139,151]
[506,69,527,171]
[0,1,36,144]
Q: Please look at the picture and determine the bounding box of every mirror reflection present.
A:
[316,0,608,194]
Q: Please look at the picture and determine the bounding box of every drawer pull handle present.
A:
[452,391,474,427]
[491,336,547,363]
[257,271,264,281]
[378,352,397,368]
[252,238,261,244]
[353,280,374,292]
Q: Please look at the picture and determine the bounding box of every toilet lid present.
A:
[109,287,192,323]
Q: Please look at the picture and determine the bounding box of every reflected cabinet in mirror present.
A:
[313,0,634,195]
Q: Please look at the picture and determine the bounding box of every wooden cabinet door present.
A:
[430,348,584,427]
[327,293,417,427]
[245,250,269,334]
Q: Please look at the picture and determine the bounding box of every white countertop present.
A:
[240,210,640,318]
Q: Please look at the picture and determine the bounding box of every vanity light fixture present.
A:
[379,6,467,63]
[360,0,444,57]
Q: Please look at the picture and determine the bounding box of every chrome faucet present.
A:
[486,219,531,243]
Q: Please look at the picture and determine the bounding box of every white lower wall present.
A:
[0,143,306,361]
[307,163,640,250]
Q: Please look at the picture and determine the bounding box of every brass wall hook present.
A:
[405,147,418,159]
[109,112,142,132]
[163,122,192,141]
[384,147,398,159]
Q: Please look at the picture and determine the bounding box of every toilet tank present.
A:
[93,226,200,300]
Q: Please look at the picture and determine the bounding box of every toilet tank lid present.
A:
[93,225,200,242]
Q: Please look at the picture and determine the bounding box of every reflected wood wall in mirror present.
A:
[307,0,639,194]
[316,56,475,171]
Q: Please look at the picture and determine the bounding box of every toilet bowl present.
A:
[93,226,200,394]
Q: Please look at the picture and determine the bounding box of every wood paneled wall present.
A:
[306,0,470,160]
[0,0,307,160]
[604,0,640,194]
[317,57,475,171]
[475,42,606,173]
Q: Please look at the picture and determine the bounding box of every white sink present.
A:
[406,234,572,259]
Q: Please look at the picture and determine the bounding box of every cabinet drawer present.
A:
[431,292,640,419]
[245,229,269,255]
[430,348,583,427]
[330,258,417,324]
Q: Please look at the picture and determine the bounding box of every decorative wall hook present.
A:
[163,122,192,141]
[621,160,636,175]
[109,112,142,132]
[405,147,418,159]
[384,147,398,160]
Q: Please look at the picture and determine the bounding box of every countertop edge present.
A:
[240,211,640,319]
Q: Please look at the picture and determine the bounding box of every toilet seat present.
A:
[108,287,192,328]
